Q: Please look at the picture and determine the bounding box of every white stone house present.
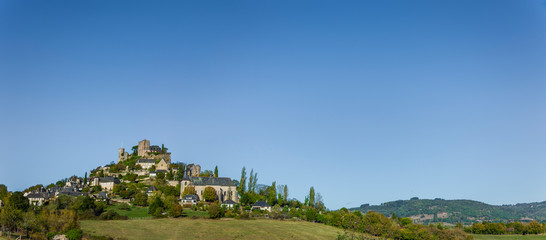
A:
[251,201,271,212]
[136,159,156,170]
[98,177,120,191]
[27,193,50,206]
[181,194,199,205]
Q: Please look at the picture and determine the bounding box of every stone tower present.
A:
[138,139,150,156]
[118,148,128,162]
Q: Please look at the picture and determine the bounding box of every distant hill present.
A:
[349,198,546,224]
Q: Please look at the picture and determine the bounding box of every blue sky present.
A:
[1,0,545,210]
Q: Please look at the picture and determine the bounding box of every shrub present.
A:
[208,203,221,219]
[65,229,83,240]
[118,203,131,210]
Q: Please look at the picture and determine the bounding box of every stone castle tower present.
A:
[138,139,150,156]
[118,148,128,162]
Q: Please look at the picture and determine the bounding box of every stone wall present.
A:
[137,139,150,157]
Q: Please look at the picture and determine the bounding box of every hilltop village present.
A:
[21,139,241,209]
[0,140,541,240]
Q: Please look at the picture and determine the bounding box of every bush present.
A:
[118,203,131,210]
[208,203,221,219]
[169,203,183,218]
[99,210,129,220]
[65,229,83,240]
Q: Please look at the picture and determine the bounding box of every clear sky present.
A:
[1,0,545,210]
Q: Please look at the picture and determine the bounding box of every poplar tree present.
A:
[238,167,247,193]
[309,186,315,208]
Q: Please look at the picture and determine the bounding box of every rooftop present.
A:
[189,177,235,186]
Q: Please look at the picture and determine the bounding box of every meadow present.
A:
[473,234,546,240]
[81,218,377,240]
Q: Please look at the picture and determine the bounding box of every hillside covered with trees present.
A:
[351,198,546,224]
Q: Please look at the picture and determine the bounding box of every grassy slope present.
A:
[81,218,375,240]
[473,234,546,240]
[107,205,151,219]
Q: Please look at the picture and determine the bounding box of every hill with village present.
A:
[351,198,546,225]
[0,139,544,239]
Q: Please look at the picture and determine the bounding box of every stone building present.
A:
[186,164,201,177]
[150,145,162,153]
[156,159,169,171]
[136,159,155,170]
[181,172,238,203]
[98,176,120,191]
[118,148,129,162]
[137,139,150,156]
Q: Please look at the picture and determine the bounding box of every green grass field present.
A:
[107,205,151,219]
[473,234,546,240]
[81,218,376,240]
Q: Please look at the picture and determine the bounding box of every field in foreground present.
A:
[473,234,546,240]
[81,218,375,240]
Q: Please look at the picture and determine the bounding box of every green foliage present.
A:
[157,172,165,179]
[203,187,217,202]
[169,203,183,218]
[122,173,138,182]
[182,186,196,197]
[167,169,174,180]
[65,228,83,240]
[353,198,546,224]
[174,162,185,181]
[309,186,315,207]
[214,166,218,177]
[247,169,258,193]
[8,191,29,211]
[148,196,165,218]
[238,167,247,194]
[118,203,131,210]
[133,192,149,206]
[0,184,8,200]
[162,185,179,197]
[208,203,221,219]
[267,181,277,206]
[91,185,102,193]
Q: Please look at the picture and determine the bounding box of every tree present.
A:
[248,169,258,193]
[84,172,88,185]
[157,171,165,180]
[267,181,277,206]
[148,196,165,217]
[208,203,221,219]
[238,167,247,194]
[8,192,29,211]
[0,184,7,201]
[91,185,102,193]
[308,187,315,208]
[182,186,196,197]
[133,192,148,206]
[527,221,543,234]
[169,203,183,217]
[203,187,217,202]
[132,145,138,155]
[315,192,325,211]
[167,169,174,180]
[214,166,218,178]
[283,185,288,205]
[149,165,156,172]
